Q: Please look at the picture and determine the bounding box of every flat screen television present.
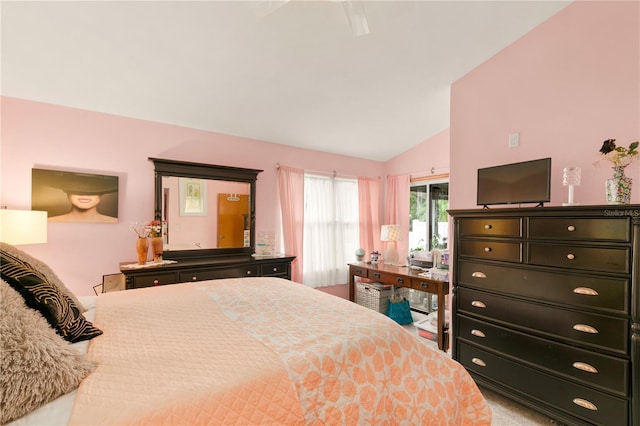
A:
[477,158,551,207]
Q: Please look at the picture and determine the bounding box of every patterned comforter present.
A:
[69,277,491,425]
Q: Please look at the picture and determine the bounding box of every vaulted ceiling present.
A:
[1,1,570,161]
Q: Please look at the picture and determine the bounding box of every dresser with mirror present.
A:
[121,158,295,290]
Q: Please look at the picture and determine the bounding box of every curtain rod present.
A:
[276,163,380,180]
[410,167,450,182]
[411,173,449,183]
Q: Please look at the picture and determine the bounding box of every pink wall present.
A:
[450,1,639,209]
[1,97,384,296]
[385,128,450,178]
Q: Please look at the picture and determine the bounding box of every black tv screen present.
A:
[477,158,551,206]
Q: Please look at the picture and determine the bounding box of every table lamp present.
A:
[0,209,48,245]
[380,224,401,264]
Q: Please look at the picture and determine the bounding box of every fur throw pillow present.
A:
[0,279,97,424]
[0,242,85,312]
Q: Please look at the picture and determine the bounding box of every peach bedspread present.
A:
[70,277,491,425]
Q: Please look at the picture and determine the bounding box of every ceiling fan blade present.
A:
[342,0,370,37]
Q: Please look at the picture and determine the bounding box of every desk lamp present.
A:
[380,224,401,265]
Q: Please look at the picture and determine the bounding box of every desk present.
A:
[348,262,450,351]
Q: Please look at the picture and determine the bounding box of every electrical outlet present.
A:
[509,133,520,148]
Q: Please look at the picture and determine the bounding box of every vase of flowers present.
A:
[599,139,638,205]
[131,221,151,265]
[148,220,164,262]
[135,237,149,265]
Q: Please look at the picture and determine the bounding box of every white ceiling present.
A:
[1,1,570,161]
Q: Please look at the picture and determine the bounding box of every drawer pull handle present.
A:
[567,253,575,260]
[572,362,598,373]
[153,279,159,285]
[374,273,381,279]
[471,329,486,338]
[572,398,597,411]
[573,287,599,296]
[484,224,492,230]
[471,272,487,278]
[567,225,576,232]
[397,278,405,284]
[471,300,486,308]
[420,282,430,289]
[484,247,492,252]
[273,267,278,272]
[246,270,252,275]
[471,357,486,367]
[192,276,197,281]
[573,324,598,334]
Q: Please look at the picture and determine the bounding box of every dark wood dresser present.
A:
[121,254,295,290]
[449,205,638,426]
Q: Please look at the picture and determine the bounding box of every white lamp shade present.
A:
[380,224,401,242]
[0,210,48,245]
[381,224,401,264]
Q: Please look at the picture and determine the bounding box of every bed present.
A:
[1,243,491,425]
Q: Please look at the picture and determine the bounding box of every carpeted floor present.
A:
[481,387,558,425]
[403,314,559,425]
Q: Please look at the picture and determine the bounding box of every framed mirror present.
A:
[150,158,262,260]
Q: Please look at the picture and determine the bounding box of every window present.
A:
[303,174,359,288]
[409,180,449,252]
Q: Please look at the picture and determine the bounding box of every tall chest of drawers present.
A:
[449,206,639,426]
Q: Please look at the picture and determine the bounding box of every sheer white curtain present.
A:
[303,174,359,288]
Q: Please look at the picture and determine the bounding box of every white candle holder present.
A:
[562,167,581,206]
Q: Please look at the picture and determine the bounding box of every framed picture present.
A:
[179,178,207,216]
[32,168,119,223]
[102,273,125,293]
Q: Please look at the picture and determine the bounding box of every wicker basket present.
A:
[356,282,410,313]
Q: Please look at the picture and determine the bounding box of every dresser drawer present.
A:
[457,343,628,426]
[529,243,630,274]
[179,265,259,282]
[457,287,628,353]
[528,217,630,242]
[457,315,629,395]
[458,218,522,237]
[127,272,178,288]
[457,260,629,314]
[260,262,289,277]
[458,240,522,262]
[369,270,410,287]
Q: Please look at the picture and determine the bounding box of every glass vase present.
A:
[605,166,632,205]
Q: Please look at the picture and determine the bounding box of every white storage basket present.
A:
[356,282,410,314]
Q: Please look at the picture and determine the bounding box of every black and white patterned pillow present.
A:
[0,242,86,312]
[0,251,102,343]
